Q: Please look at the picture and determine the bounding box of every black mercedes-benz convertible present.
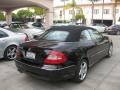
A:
[15,25,113,82]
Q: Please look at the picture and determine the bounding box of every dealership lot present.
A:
[0,35,120,90]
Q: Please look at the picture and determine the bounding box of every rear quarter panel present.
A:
[1,33,26,58]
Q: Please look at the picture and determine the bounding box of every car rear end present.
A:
[15,33,29,44]
[15,41,76,81]
[20,29,44,40]
[15,26,85,81]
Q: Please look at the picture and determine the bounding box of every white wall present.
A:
[54,0,120,25]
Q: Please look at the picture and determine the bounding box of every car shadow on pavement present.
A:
[0,57,114,90]
[21,74,83,89]
[0,58,12,62]
[17,57,110,89]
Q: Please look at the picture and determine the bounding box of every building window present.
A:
[104,9,110,14]
[69,10,73,14]
[116,9,119,14]
[59,10,63,17]
[76,10,81,14]
[94,9,99,14]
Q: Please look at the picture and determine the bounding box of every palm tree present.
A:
[61,0,68,23]
[101,0,104,24]
[75,13,85,23]
[89,0,100,24]
[113,0,120,24]
[64,0,82,23]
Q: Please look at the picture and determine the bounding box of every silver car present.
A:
[90,24,108,33]
[0,28,28,60]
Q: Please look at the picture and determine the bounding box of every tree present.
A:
[0,11,5,21]
[75,13,85,23]
[61,0,68,23]
[17,9,33,22]
[64,0,82,23]
[113,0,120,24]
[12,13,19,21]
[89,0,100,24]
[32,7,46,18]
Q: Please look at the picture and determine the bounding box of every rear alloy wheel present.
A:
[116,31,120,35]
[74,59,88,82]
[107,45,113,57]
[4,46,17,60]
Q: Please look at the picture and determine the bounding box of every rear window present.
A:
[38,29,81,42]
[10,23,29,30]
[39,30,69,41]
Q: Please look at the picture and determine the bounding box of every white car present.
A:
[90,24,108,33]
[0,21,7,28]
[0,28,28,60]
[13,28,44,40]
[26,22,45,30]
[6,22,45,40]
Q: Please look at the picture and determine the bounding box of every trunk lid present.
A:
[19,40,61,65]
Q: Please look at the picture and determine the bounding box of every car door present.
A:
[0,30,9,58]
[79,30,97,66]
[88,28,109,63]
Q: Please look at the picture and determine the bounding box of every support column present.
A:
[6,10,12,25]
[45,9,53,29]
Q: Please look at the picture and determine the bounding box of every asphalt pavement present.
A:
[0,34,120,90]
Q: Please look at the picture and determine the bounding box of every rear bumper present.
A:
[15,60,76,81]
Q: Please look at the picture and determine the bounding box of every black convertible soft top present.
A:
[44,25,93,42]
[49,25,90,32]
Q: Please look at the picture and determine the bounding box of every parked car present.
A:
[15,25,113,82]
[0,28,29,60]
[6,22,45,40]
[90,23,108,33]
[0,21,7,28]
[27,22,45,30]
[105,24,120,35]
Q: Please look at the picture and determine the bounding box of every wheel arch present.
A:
[79,56,89,68]
[3,44,18,57]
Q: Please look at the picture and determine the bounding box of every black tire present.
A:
[106,45,113,58]
[4,45,17,60]
[73,59,88,82]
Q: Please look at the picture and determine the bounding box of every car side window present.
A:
[80,30,92,41]
[0,30,8,38]
[88,29,103,42]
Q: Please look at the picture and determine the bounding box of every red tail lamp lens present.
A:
[44,50,68,65]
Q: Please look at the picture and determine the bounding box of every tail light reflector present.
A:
[16,47,21,57]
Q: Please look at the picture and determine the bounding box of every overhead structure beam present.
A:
[0,0,53,28]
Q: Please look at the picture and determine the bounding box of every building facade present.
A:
[54,0,120,26]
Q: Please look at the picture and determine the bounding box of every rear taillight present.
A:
[44,50,68,65]
[16,48,21,57]
[24,34,29,41]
